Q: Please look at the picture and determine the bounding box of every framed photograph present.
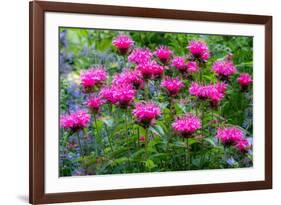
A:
[29,1,272,204]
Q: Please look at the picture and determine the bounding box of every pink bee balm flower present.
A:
[80,66,107,92]
[189,82,211,99]
[172,114,201,138]
[132,102,161,127]
[112,69,144,88]
[161,77,184,96]
[139,135,146,142]
[112,34,134,49]
[215,82,228,94]
[136,61,164,79]
[209,82,228,107]
[206,85,225,107]
[187,40,210,61]
[235,139,250,152]
[86,95,105,113]
[212,60,237,78]
[189,82,227,107]
[101,84,136,107]
[216,127,244,146]
[128,48,153,64]
[112,34,134,55]
[237,73,252,87]
[111,84,136,107]
[60,115,75,129]
[154,46,172,64]
[60,110,91,131]
[189,82,202,97]
[172,56,187,72]
[187,61,199,73]
[100,86,116,104]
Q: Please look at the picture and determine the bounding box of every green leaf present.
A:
[149,125,165,137]
[175,103,186,114]
[203,138,217,147]
[131,149,145,160]
[103,118,114,128]
[145,159,157,170]
[173,141,186,148]
[112,157,128,166]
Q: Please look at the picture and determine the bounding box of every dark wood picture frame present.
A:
[29,1,272,204]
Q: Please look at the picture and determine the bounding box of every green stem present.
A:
[201,103,204,137]
[196,99,199,116]
[223,146,227,163]
[199,71,203,82]
[137,126,140,150]
[219,106,223,126]
[199,61,204,83]
[137,126,141,171]
[104,124,113,153]
[166,97,174,168]
[186,138,190,170]
[144,80,149,100]
[145,128,149,161]
[125,108,131,169]
[76,131,84,157]
[94,113,102,156]
[183,137,187,169]
[122,55,127,68]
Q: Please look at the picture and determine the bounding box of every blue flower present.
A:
[226,157,236,166]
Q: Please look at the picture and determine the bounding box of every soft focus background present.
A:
[0,0,280,204]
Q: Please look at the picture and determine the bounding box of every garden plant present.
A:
[59,28,253,176]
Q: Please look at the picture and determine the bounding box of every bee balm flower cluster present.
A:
[60,33,253,164]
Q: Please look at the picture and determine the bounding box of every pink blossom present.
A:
[112,34,134,55]
[172,56,187,72]
[60,110,91,131]
[189,82,202,97]
[172,114,201,137]
[112,69,144,88]
[209,82,228,107]
[206,85,224,106]
[128,48,153,64]
[189,82,227,106]
[187,40,210,60]
[60,115,74,129]
[112,34,134,49]
[154,46,172,63]
[215,82,228,94]
[86,95,105,112]
[100,86,117,104]
[189,82,211,99]
[111,84,136,107]
[237,73,252,87]
[136,61,164,79]
[216,127,244,145]
[139,135,146,142]
[187,61,199,73]
[80,66,107,91]
[235,139,249,152]
[100,84,136,107]
[161,77,184,96]
[212,60,237,77]
[132,102,161,126]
